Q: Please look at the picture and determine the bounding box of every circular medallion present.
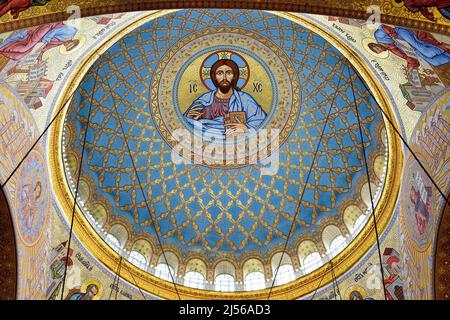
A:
[80,279,103,300]
[15,148,49,246]
[153,27,300,168]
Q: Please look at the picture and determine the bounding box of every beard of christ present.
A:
[218,79,232,94]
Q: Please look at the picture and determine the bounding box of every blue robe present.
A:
[374,26,450,67]
[68,292,85,300]
[41,24,77,44]
[0,23,76,49]
[183,89,267,138]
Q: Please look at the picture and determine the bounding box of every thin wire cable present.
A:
[348,64,449,207]
[347,62,387,300]
[115,257,123,300]
[309,258,342,300]
[1,85,78,189]
[109,257,121,300]
[124,264,148,300]
[329,258,342,300]
[329,259,337,300]
[109,256,123,300]
[60,69,99,300]
[329,258,337,299]
[310,264,329,300]
[104,74,182,300]
[268,62,345,299]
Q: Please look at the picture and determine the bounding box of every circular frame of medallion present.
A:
[49,10,403,299]
[154,26,299,169]
[15,148,50,247]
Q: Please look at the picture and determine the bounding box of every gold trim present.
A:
[1,1,449,35]
[48,10,403,300]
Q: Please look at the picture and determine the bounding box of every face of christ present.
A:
[210,58,240,96]
[214,65,234,94]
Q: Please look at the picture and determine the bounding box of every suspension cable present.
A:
[60,68,99,300]
[123,264,148,300]
[0,77,81,190]
[347,62,387,300]
[329,258,342,300]
[109,256,123,300]
[348,64,449,207]
[268,62,345,299]
[310,264,329,300]
[104,74,182,300]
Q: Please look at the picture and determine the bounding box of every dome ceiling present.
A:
[61,9,388,288]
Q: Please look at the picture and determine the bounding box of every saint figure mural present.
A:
[367,25,450,85]
[183,55,267,138]
[0,21,79,72]
[21,179,42,230]
[65,283,99,300]
[409,184,431,236]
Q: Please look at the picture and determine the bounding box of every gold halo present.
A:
[60,35,86,55]
[362,38,389,59]
[199,50,250,90]
[344,285,367,300]
[81,279,103,300]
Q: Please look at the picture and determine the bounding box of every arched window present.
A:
[343,205,364,234]
[297,240,319,270]
[302,252,322,273]
[107,224,128,249]
[244,272,265,291]
[329,235,347,254]
[130,239,152,269]
[215,274,235,292]
[184,271,205,289]
[274,264,295,286]
[129,251,147,269]
[155,263,175,281]
[271,252,295,286]
[105,234,121,252]
[353,214,367,231]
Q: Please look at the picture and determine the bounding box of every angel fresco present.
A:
[21,179,42,230]
[0,0,50,19]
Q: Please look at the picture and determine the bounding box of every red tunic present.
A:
[201,96,231,120]
[0,22,65,60]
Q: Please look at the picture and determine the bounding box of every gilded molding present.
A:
[48,10,403,299]
[0,1,449,35]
